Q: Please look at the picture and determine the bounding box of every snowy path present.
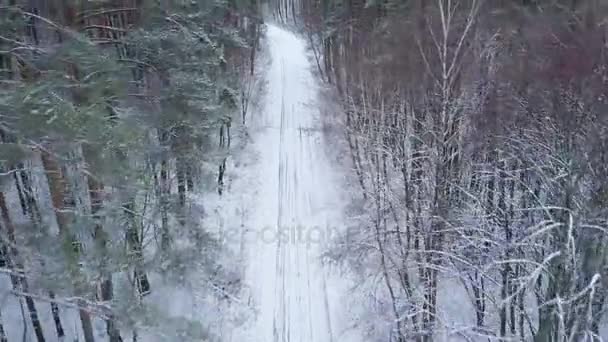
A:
[242,24,340,342]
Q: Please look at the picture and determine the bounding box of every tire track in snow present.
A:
[241,24,339,342]
[274,55,287,342]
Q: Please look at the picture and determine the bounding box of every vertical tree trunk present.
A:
[508,164,518,336]
[497,156,512,338]
[0,191,46,342]
[172,124,188,226]
[84,147,123,342]
[0,242,6,270]
[79,306,95,342]
[124,201,150,297]
[13,169,28,216]
[345,107,367,199]
[518,279,526,341]
[176,160,187,227]
[186,164,194,192]
[19,169,42,225]
[24,293,45,342]
[0,308,7,342]
[3,152,66,339]
[218,158,226,195]
[48,291,65,338]
[40,150,95,342]
[177,162,186,208]
[160,158,170,248]
[157,128,170,250]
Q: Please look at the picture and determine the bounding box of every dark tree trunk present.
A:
[40,150,95,342]
[48,291,65,338]
[160,158,170,249]
[124,201,150,297]
[218,158,226,195]
[107,317,124,342]
[498,159,510,338]
[24,293,46,342]
[0,309,7,342]
[20,169,42,225]
[186,164,194,192]
[84,147,123,342]
[177,162,186,207]
[176,160,187,226]
[13,169,28,216]
[4,156,66,339]
[158,128,171,250]
[0,191,46,342]
[79,299,95,342]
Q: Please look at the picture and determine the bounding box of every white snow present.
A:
[230,24,344,342]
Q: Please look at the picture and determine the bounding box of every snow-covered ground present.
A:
[224,24,346,342]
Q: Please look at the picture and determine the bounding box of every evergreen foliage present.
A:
[0,0,261,341]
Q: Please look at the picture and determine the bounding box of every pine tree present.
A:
[1,0,261,339]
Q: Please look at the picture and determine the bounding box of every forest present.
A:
[296,0,608,341]
[0,0,261,341]
[1,0,608,341]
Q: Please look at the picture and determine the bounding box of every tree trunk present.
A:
[13,169,28,216]
[19,169,43,225]
[124,201,150,297]
[84,147,123,342]
[177,161,186,207]
[498,161,509,338]
[0,308,7,342]
[218,158,226,195]
[48,291,65,338]
[0,191,46,342]
[24,293,46,342]
[40,150,95,342]
[5,157,66,339]
[186,164,194,192]
[158,128,171,250]
[176,159,187,226]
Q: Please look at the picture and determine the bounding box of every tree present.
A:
[299,0,608,340]
[0,0,261,340]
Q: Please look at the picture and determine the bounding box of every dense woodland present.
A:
[291,0,608,341]
[2,0,608,341]
[0,0,261,341]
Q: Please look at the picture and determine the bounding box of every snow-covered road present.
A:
[242,24,340,342]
